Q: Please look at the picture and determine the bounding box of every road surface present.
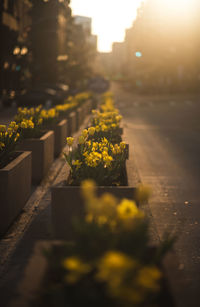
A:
[112,82,200,307]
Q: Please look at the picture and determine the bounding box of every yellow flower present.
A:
[27,120,34,129]
[96,251,135,287]
[7,128,13,135]
[95,125,100,132]
[9,121,16,128]
[78,135,85,144]
[36,105,42,113]
[40,109,47,119]
[20,121,27,129]
[120,142,126,150]
[85,151,102,167]
[63,257,91,284]
[116,115,122,122]
[114,144,121,154]
[102,147,108,152]
[99,193,117,218]
[102,150,108,157]
[48,108,57,118]
[136,185,152,204]
[92,142,98,151]
[117,199,139,220]
[137,266,161,291]
[72,160,82,169]
[88,126,95,135]
[14,133,20,142]
[85,213,94,223]
[81,179,96,200]
[101,124,108,131]
[0,142,5,149]
[13,124,18,131]
[0,125,6,132]
[37,118,43,125]
[103,154,113,167]
[97,215,108,225]
[66,137,74,146]
[82,129,88,138]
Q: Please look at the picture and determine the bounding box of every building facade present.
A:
[30,0,71,86]
[74,15,98,52]
[0,0,32,102]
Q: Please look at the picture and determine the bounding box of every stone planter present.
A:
[51,182,136,240]
[0,151,32,236]
[82,102,89,118]
[18,131,54,184]
[125,143,129,159]
[13,241,175,307]
[118,127,123,135]
[67,112,77,136]
[75,107,83,130]
[53,119,67,157]
[86,99,92,114]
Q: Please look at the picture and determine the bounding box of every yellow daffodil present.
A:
[137,266,161,291]
[72,160,82,169]
[0,142,5,149]
[0,125,6,132]
[136,185,152,203]
[88,126,95,135]
[95,125,100,132]
[117,199,139,220]
[82,129,88,138]
[78,135,85,144]
[120,142,126,149]
[81,179,96,200]
[66,137,74,146]
[63,257,90,284]
[96,251,135,286]
[20,121,27,129]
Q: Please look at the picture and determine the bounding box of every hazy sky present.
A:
[70,0,143,52]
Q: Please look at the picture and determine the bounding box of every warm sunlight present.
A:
[70,0,143,52]
[162,0,193,11]
[70,0,197,52]
[153,0,196,20]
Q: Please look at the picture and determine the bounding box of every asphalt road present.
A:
[112,82,200,307]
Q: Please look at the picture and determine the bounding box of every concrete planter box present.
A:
[51,182,136,240]
[75,107,84,130]
[86,100,92,114]
[53,119,67,157]
[82,102,89,118]
[124,143,129,159]
[19,131,54,184]
[118,127,123,135]
[0,151,32,236]
[67,112,77,136]
[14,241,175,307]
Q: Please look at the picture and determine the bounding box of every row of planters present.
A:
[16,92,175,306]
[0,92,95,237]
[52,91,132,239]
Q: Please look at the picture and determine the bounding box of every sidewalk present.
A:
[0,113,93,306]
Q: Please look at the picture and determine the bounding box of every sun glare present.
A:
[70,0,196,52]
[162,0,193,11]
[70,0,143,52]
[156,0,196,18]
